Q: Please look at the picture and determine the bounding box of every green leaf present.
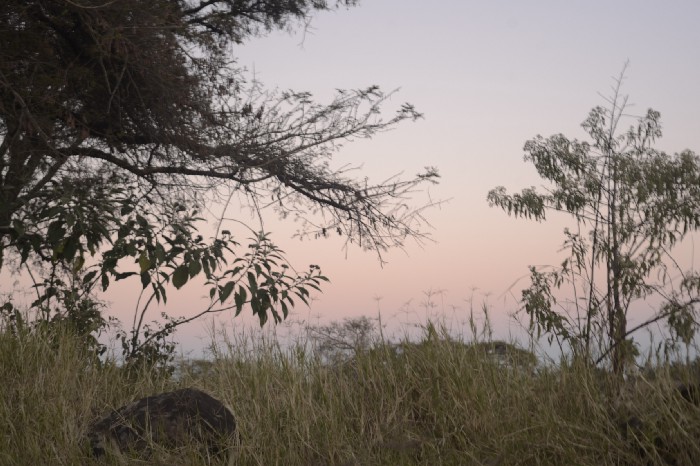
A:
[172,265,189,289]
[154,243,166,263]
[259,289,270,308]
[72,255,85,273]
[226,266,243,278]
[82,270,98,285]
[202,257,211,277]
[158,282,168,304]
[47,220,65,246]
[235,287,247,315]
[118,223,130,239]
[255,302,267,326]
[307,282,322,292]
[125,242,137,257]
[139,251,151,273]
[247,272,258,294]
[63,236,79,262]
[11,219,25,237]
[219,281,235,302]
[140,271,151,288]
[188,259,202,277]
[271,308,281,324]
[296,287,310,305]
[20,243,30,264]
[114,272,137,281]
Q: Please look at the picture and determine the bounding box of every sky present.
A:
[94,1,700,355]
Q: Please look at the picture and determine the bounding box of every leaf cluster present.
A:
[0,1,439,365]
[488,72,700,371]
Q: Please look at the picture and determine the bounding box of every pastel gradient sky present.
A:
[101,1,700,354]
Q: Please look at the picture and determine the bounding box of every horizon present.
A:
[4,1,700,360]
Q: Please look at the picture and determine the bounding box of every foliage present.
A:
[0,1,438,363]
[306,315,379,365]
[1,289,109,364]
[3,318,700,465]
[488,68,700,373]
[0,0,437,257]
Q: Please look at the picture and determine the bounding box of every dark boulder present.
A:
[88,388,236,460]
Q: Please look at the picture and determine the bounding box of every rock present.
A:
[88,388,236,460]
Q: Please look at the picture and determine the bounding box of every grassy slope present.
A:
[1,326,699,465]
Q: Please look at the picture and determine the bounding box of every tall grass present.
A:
[1,320,699,465]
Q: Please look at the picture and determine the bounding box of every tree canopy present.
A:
[0,0,438,364]
[488,70,700,373]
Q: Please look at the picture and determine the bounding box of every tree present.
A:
[307,315,378,366]
[488,68,700,374]
[0,1,439,363]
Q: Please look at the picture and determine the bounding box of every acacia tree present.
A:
[0,1,438,362]
[488,71,700,374]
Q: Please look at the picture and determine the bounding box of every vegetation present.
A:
[0,0,438,367]
[1,317,699,465]
[489,67,700,375]
[2,1,698,462]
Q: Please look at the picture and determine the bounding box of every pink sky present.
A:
[16,1,700,356]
